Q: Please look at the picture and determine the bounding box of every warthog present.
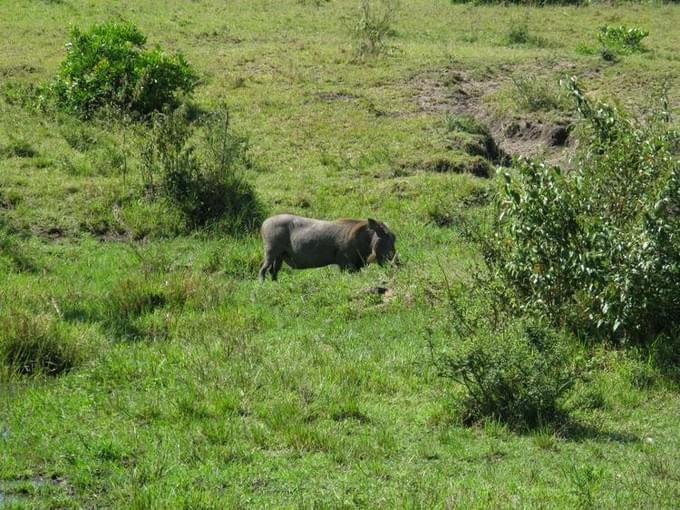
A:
[258,214,396,281]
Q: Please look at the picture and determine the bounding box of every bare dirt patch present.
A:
[404,157,492,178]
[31,225,67,241]
[363,284,396,304]
[314,91,358,102]
[410,63,576,163]
[0,64,40,78]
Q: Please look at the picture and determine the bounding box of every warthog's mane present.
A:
[335,218,369,241]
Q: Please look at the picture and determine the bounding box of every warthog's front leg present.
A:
[338,261,361,273]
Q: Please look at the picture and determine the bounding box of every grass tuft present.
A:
[0,312,83,376]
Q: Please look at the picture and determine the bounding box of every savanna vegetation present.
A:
[1,0,679,507]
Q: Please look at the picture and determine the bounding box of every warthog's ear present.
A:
[367,218,385,234]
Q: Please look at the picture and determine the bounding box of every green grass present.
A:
[1,0,680,507]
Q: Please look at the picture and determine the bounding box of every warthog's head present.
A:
[367,218,397,266]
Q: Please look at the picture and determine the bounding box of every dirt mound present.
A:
[411,65,574,163]
[500,120,572,163]
[445,114,509,166]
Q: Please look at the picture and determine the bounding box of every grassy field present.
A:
[1,0,680,507]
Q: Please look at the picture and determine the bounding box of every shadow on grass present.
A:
[556,419,640,444]
[61,304,161,342]
[61,307,95,324]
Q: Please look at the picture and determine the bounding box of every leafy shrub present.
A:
[348,0,399,59]
[0,312,82,376]
[488,78,680,342]
[140,105,264,232]
[598,25,649,55]
[44,21,197,116]
[439,303,578,430]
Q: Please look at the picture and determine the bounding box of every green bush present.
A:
[440,313,578,430]
[44,21,197,116]
[489,79,680,342]
[140,105,264,232]
[598,25,649,55]
[0,312,82,376]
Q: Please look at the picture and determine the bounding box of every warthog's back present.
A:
[260,214,365,269]
[259,214,394,280]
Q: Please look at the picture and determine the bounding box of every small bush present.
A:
[488,78,680,342]
[348,0,399,59]
[140,105,264,232]
[0,312,82,376]
[598,25,649,55]
[440,312,578,430]
[44,21,197,116]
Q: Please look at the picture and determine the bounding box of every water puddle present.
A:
[0,489,22,507]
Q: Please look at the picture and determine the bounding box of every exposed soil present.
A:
[0,64,39,78]
[31,225,67,241]
[412,157,492,178]
[411,64,576,164]
[314,91,358,102]
[363,285,395,304]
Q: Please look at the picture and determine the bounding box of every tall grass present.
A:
[0,312,83,376]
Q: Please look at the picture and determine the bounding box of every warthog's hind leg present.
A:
[270,257,283,281]
[259,256,272,282]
